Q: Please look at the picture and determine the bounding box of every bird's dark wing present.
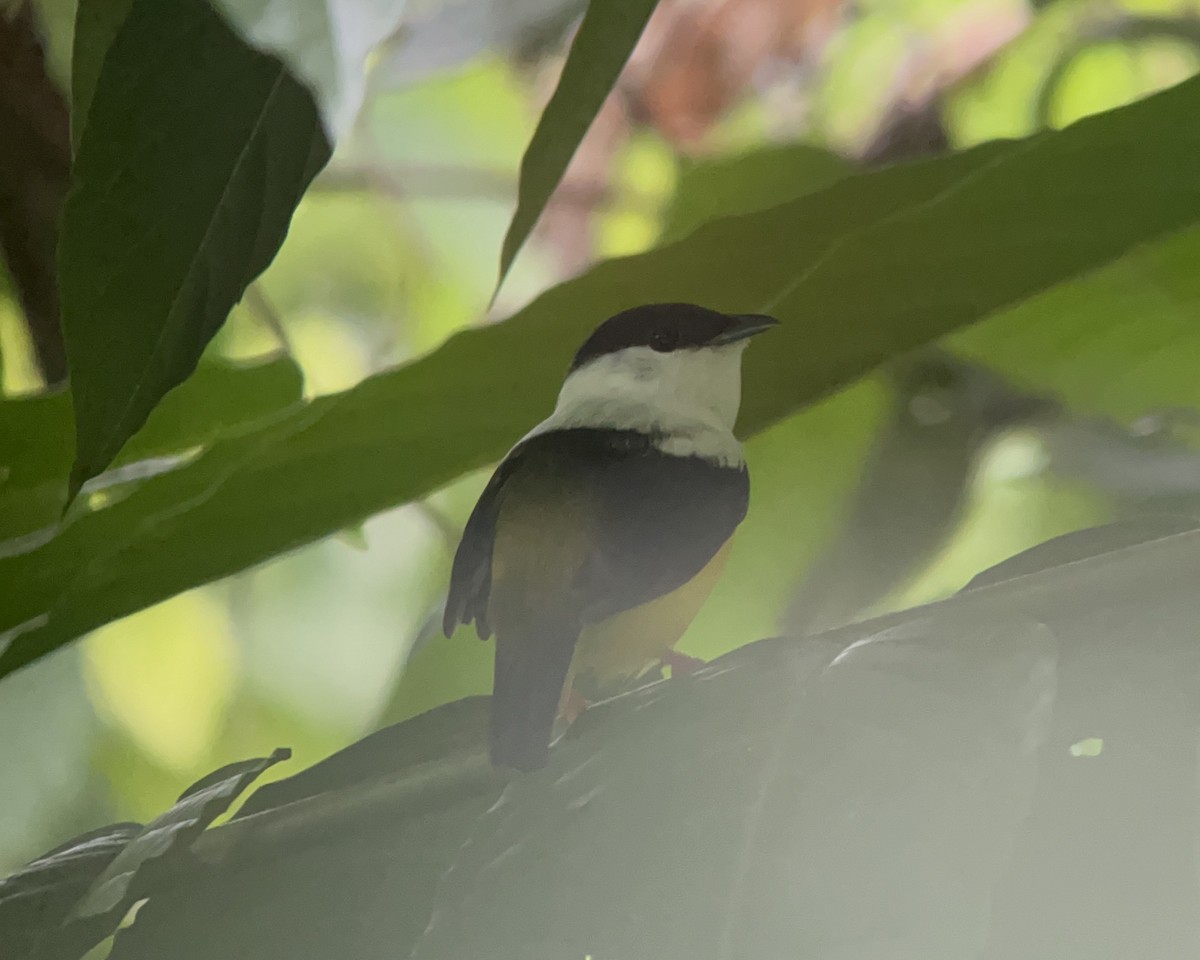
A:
[576,435,749,623]
[442,445,527,640]
[444,426,748,769]
[443,428,749,637]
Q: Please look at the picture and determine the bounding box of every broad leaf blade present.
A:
[0,355,303,543]
[108,526,1200,960]
[660,143,853,243]
[495,0,658,291]
[69,0,133,153]
[60,0,330,497]
[406,624,1055,960]
[6,79,1200,676]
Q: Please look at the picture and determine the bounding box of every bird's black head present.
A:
[570,303,778,372]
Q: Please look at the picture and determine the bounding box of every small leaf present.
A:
[23,750,290,960]
[0,822,141,960]
[496,0,659,291]
[60,0,330,497]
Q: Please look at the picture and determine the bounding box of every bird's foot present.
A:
[559,685,593,725]
[661,649,706,678]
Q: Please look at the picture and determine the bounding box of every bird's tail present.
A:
[489,621,579,771]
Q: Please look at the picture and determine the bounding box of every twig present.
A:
[1035,14,1200,127]
[242,284,293,355]
[312,161,656,214]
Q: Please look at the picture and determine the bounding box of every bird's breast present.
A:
[571,538,733,686]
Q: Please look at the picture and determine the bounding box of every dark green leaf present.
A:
[25,750,288,960]
[106,525,1200,960]
[7,77,1200,677]
[0,822,141,960]
[233,698,490,821]
[496,0,658,290]
[0,354,303,543]
[660,143,853,243]
[60,0,330,497]
[111,353,304,469]
[69,0,133,153]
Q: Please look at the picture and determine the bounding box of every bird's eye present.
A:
[649,328,676,352]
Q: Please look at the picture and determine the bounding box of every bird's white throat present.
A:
[524,343,747,467]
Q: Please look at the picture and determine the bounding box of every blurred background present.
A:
[3,0,1200,872]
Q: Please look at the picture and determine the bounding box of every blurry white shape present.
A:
[370,0,585,89]
[212,0,410,138]
[1069,737,1104,758]
[981,428,1050,482]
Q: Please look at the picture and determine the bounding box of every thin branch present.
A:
[242,284,294,355]
[1035,14,1200,127]
[312,161,656,214]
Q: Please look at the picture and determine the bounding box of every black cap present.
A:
[570,303,779,372]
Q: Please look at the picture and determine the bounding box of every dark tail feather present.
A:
[489,623,578,771]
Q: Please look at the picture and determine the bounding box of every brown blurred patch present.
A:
[0,1,70,385]
[536,0,845,275]
[627,0,843,147]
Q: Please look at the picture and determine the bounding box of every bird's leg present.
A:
[661,649,706,677]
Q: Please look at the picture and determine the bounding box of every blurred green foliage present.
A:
[2,0,1199,902]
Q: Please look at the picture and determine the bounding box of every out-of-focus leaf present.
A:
[23,750,288,960]
[69,0,133,152]
[496,0,659,289]
[1041,413,1200,515]
[60,0,330,497]
[108,524,1200,960]
[7,78,1200,677]
[0,823,141,960]
[113,354,303,464]
[963,515,1200,591]
[781,352,1059,635]
[210,0,408,138]
[951,224,1200,421]
[0,355,304,542]
[660,143,852,242]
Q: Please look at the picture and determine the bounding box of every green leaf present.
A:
[0,354,304,543]
[60,0,330,498]
[660,143,853,243]
[496,0,659,291]
[782,352,1058,635]
[48,751,287,960]
[102,525,1200,960]
[7,77,1200,678]
[0,822,142,960]
[0,749,286,960]
[69,0,133,153]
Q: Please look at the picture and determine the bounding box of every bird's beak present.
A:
[711,313,780,345]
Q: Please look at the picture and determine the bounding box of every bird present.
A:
[443,302,778,770]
